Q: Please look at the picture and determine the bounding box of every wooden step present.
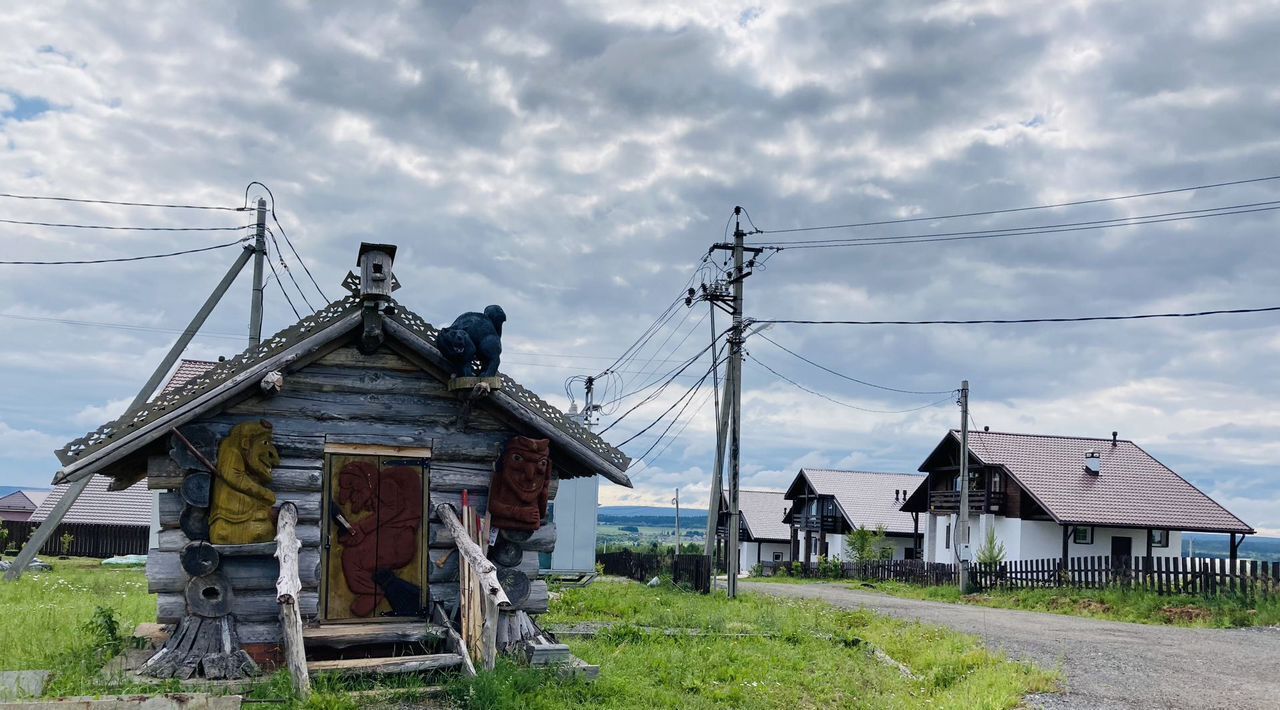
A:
[306,653,463,675]
[303,621,448,649]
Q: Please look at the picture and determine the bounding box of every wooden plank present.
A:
[314,345,421,371]
[159,525,321,551]
[306,653,463,675]
[324,442,433,457]
[516,523,557,553]
[157,590,319,624]
[288,365,448,395]
[271,467,323,493]
[147,455,185,490]
[303,622,448,649]
[430,547,460,583]
[512,580,549,614]
[147,548,321,593]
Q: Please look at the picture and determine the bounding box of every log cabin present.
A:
[47,242,631,681]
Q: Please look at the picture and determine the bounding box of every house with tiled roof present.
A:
[715,489,793,573]
[901,430,1254,567]
[782,469,926,564]
[0,489,48,522]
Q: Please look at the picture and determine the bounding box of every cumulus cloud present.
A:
[1,1,1278,532]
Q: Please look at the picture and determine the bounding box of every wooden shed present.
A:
[49,243,631,681]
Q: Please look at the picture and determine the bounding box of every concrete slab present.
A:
[0,671,50,700]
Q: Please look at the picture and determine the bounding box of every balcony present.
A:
[929,490,1001,514]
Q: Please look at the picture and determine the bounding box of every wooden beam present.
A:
[275,502,310,703]
[434,503,511,611]
[302,622,447,649]
[306,653,463,675]
[4,475,93,581]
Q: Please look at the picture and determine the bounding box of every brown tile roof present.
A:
[31,475,152,527]
[162,359,217,393]
[793,469,925,535]
[953,430,1252,534]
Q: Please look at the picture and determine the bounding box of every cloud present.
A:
[1,1,1278,529]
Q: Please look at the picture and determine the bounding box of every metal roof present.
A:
[791,469,925,535]
[0,490,46,512]
[162,360,217,394]
[931,430,1252,534]
[31,476,152,527]
[55,294,631,486]
[721,489,791,541]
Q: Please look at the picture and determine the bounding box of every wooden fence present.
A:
[1,520,149,559]
[757,556,1279,599]
[672,554,712,594]
[597,550,666,583]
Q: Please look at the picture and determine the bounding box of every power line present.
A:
[0,217,252,231]
[263,241,301,320]
[0,237,251,265]
[755,333,954,395]
[756,304,1280,326]
[747,353,956,414]
[0,313,246,341]
[750,174,1280,235]
[265,227,316,313]
[244,182,330,303]
[749,202,1280,249]
[0,191,245,211]
[615,352,723,447]
[598,334,724,434]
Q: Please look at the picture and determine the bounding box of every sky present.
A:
[1,1,1278,536]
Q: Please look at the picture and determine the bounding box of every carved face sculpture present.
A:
[501,437,550,497]
[489,436,552,531]
[241,422,281,479]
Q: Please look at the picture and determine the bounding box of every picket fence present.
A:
[758,556,1279,599]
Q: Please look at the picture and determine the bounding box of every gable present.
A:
[54,297,631,487]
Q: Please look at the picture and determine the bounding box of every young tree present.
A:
[975,526,1006,566]
[845,524,893,562]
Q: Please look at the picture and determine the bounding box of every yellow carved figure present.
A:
[209,420,280,544]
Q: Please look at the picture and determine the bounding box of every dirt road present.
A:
[745,581,1280,709]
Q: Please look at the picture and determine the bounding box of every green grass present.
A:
[745,575,1280,628]
[441,579,1054,710]
[1,559,1056,709]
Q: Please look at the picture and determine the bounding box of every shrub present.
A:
[846,525,893,562]
[60,532,76,556]
[790,561,803,577]
[817,555,843,579]
[0,526,8,555]
[749,563,764,577]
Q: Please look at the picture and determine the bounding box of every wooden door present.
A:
[321,450,429,622]
[1110,535,1132,562]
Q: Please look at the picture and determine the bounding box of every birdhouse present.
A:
[356,242,397,301]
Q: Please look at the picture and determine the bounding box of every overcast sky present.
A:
[2,2,1278,536]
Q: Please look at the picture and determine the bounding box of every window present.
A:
[1150,529,1169,548]
[1073,526,1094,545]
[945,523,951,549]
[773,552,783,562]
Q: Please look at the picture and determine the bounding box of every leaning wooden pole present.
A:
[435,503,512,611]
[274,503,310,702]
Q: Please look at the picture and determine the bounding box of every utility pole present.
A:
[673,488,681,552]
[703,287,729,567]
[248,197,267,346]
[957,380,970,593]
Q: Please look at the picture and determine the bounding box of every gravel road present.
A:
[745,581,1280,710]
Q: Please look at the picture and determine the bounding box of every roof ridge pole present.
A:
[5,246,256,582]
[957,380,970,594]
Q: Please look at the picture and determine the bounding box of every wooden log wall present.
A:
[149,342,565,649]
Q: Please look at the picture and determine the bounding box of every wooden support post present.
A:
[275,503,310,702]
[912,512,920,560]
[1146,529,1153,558]
[789,525,798,563]
[1229,533,1241,570]
[1060,525,1070,583]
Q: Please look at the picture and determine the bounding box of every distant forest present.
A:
[598,514,709,529]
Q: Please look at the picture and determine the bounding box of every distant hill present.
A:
[0,485,49,497]
[599,506,709,517]
[1184,533,1280,562]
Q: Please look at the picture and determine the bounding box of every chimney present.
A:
[1083,449,1101,475]
[356,243,398,353]
[1112,431,1118,447]
[895,490,900,503]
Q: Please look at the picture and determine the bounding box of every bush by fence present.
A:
[758,555,1279,599]
[0,520,149,559]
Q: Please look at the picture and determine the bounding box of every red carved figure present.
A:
[336,461,423,617]
[489,436,552,531]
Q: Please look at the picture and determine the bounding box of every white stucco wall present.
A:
[547,476,598,573]
[740,541,792,573]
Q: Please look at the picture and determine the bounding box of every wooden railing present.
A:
[928,490,999,514]
[436,503,510,672]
